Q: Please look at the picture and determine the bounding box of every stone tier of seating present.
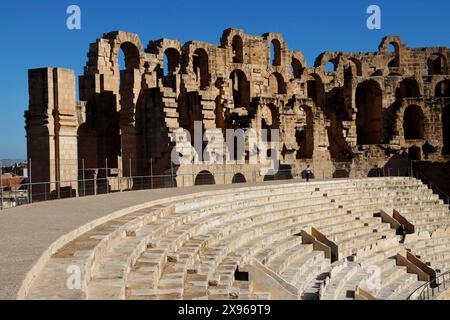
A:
[22,177,450,300]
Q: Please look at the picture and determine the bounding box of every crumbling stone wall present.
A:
[25,29,450,194]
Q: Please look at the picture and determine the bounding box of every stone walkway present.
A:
[0,180,297,299]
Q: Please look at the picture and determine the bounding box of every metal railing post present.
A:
[29,158,33,204]
[82,159,86,197]
[105,159,109,194]
[150,158,154,189]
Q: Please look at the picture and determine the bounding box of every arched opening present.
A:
[408,146,422,161]
[261,104,279,143]
[232,173,246,184]
[396,79,420,99]
[214,96,226,133]
[118,42,140,71]
[307,80,317,101]
[333,169,350,179]
[436,80,450,97]
[443,106,450,155]
[269,72,286,94]
[325,60,336,73]
[291,58,303,79]
[193,48,209,89]
[403,105,425,140]
[388,42,400,68]
[296,105,314,159]
[270,39,281,66]
[427,54,447,76]
[195,171,215,185]
[230,69,250,109]
[356,80,383,145]
[232,35,244,63]
[306,74,323,106]
[163,48,180,76]
[118,42,140,92]
[349,58,363,77]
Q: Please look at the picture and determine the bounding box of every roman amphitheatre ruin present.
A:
[2,28,450,300]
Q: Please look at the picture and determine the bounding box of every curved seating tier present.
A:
[22,177,450,300]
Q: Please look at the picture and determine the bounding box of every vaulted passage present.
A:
[428,54,447,75]
[232,35,243,63]
[443,106,450,155]
[270,39,281,66]
[269,72,286,94]
[291,58,303,79]
[193,48,209,90]
[230,69,250,110]
[195,171,215,185]
[261,104,279,143]
[232,173,246,184]
[436,80,450,97]
[403,105,425,140]
[396,79,420,99]
[356,80,383,145]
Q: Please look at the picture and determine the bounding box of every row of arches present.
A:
[385,42,448,76]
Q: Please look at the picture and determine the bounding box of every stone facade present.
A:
[25,29,450,197]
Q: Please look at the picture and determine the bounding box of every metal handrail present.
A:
[407,270,450,300]
[1,166,414,210]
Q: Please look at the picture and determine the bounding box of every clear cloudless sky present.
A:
[0,0,449,159]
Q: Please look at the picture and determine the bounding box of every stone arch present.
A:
[270,39,282,66]
[396,78,421,99]
[102,31,144,76]
[118,42,141,71]
[347,58,363,77]
[387,42,400,67]
[269,72,286,94]
[356,79,383,145]
[163,48,181,75]
[230,69,250,109]
[195,170,215,185]
[296,105,314,159]
[325,59,337,73]
[306,73,324,106]
[427,53,447,76]
[232,35,244,63]
[333,169,350,179]
[232,173,246,184]
[261,104,280,132]
[260,104,280,153]
[403,105,425,140]
[443,106,450,155]
[193,48,209,89]
[436,80,450,97]
[291,57,303,79]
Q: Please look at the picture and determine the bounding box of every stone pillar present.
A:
[25,68,78,200]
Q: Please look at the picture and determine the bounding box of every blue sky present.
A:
[0,0,449,159]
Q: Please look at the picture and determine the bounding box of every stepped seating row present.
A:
[22,177,450,300]
[405,231,450,274]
